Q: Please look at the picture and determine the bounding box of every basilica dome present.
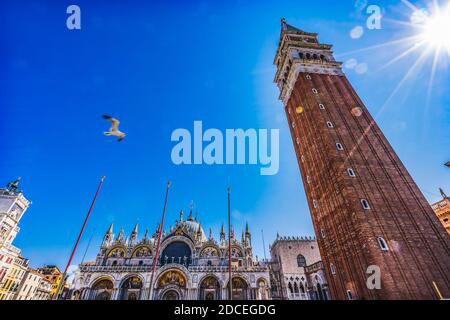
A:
[184,219,207,242]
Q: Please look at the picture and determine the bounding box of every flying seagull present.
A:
[102,115,126,142]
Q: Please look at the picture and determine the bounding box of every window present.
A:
[296,137,300,145]
[319,104,325,109]
[306,74,312,80]
[297,255,307,267]
[321,229,326,238]
[336,143,344,151]
[307,176,311,184]
[326,121,334,128]
[313,200,317,208]
[312,88,318,94]
[347,168,356,177]
[292,122,296,129]
[378,237,389,251]
[301,155,305,163]
[330,263,336,275]
[347,290,353,300]
[361,199,371,210]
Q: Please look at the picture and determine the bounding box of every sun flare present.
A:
[418,3,450,54]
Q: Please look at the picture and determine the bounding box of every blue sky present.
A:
[1,0,449,269]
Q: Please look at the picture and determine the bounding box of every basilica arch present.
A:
[89,276,114,300]
[107,245,127,258]
[199,244,220,258]
[198,275,221,300]
[118,275,144,300]
[160,236,194,266]
[131,245,152,258]
[155,268,188,300]
[226,276,249,300]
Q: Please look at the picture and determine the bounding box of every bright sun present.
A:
[418,2,450,55]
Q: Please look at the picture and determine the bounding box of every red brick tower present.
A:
[274,19,450,300]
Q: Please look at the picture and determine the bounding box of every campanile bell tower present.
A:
[274,19,450,300]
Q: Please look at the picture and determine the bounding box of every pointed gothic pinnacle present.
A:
[106,223,113,234]
[143,228,148,239]
[116,227,124,240]
[220,223,225,235]
[132,223,138,235]
[187,209,194,221]
[179,210,183,222]
[209,227,213,239]
[245,222,250,234]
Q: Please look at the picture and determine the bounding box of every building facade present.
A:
[0,178,31,300]
[14,268,50,300]
[269,235,329,300]
[71,210,270,300]
[0,255,29,300]
[37,265,68,299]
[35,277,53,300]
[431,189,450,235]
[274,19,450,299]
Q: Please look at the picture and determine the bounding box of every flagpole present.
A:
[147,180,171,300]
[228,186,232,300]
[81,228,96,264]
[54,176,105,300]
[261,229,267,261]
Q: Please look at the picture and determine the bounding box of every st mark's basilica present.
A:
[70,209,270,300]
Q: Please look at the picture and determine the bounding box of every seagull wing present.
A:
[102,114,120,132]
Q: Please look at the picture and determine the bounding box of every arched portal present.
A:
[155,269,187,300]
[199,276,221,300]
[90,278,114,300]
[162,290,180,300]
[227,277,248,300]
[119,276,143,300]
